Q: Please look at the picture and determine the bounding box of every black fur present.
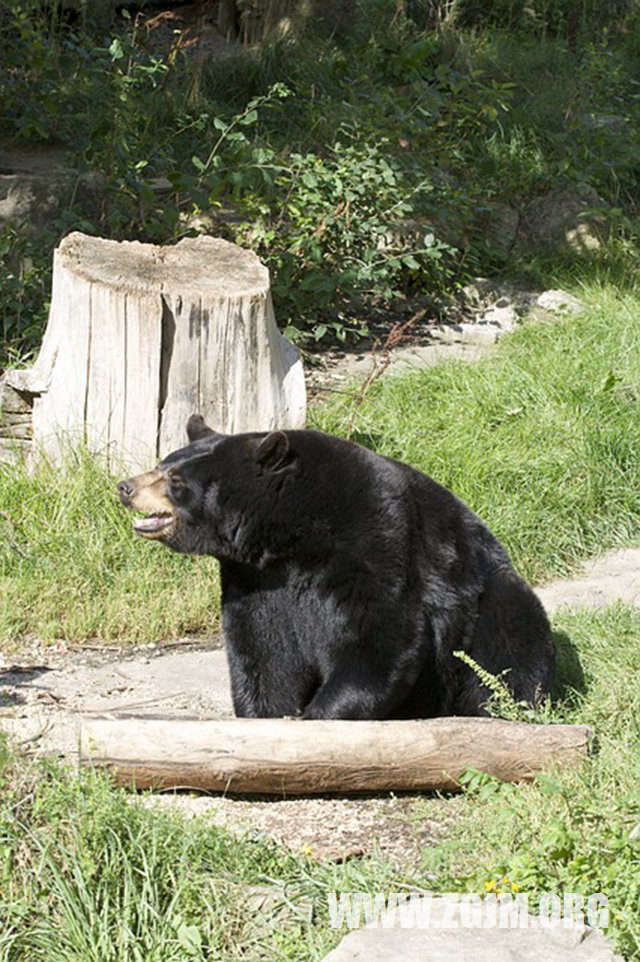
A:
[122,425,554,719]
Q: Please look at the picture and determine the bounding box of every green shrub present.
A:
[242,138,455,333]
[0,230,51,364]
[2,0,640,362]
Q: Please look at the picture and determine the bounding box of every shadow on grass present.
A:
[502,247,637,293]
[349,430,386,451]
[551,629,587,704]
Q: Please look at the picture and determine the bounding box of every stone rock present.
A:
[461,277,496,305]
[0,376,34,466]
[517,186,609,254]
[0,174,63,233]
[536,290,583,314]
[461,279,539,317]
[0,378,32,416]
[476,301,518,331]
[0,148,105,236]
[432,322,502,347]
[74,170,107,220]
[321,895,624,962]
[433,294,518,349]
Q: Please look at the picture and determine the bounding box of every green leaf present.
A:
[534,774,565,795]
[108,38,124,60]
[599,370,619,393]
[177,923,202,954]
[240,109,258,126]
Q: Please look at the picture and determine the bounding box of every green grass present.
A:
[418,603,640,962]
[314,278,640,583]
[1,274,638,645]
[0,448,220,645]
[0,604,637,960]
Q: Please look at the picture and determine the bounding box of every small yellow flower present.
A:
[484,880,496,892]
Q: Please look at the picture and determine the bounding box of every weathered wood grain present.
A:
[78,717,592,794]
[8,232,306,471]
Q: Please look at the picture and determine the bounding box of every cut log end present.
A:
[57,232,270,298]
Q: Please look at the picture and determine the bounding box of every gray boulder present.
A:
[0,148,105,236]
[517,186,609,254]
[322,895,624,962]
[479,202,520,259]
[536,290,583,314]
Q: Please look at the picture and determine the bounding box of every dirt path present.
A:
[536,547,640,611]
[0,546,637,869]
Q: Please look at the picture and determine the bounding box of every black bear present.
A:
[118,415,554,719]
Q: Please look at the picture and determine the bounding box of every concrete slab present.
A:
[320,896,624,961]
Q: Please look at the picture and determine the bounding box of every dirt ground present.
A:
[1,546,637,871]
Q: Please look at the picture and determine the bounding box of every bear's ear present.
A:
[186,414,217,442]
[256,431,290,472]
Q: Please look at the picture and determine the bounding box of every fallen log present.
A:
[78,717,591,794]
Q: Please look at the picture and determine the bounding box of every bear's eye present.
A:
[167,469,186,493]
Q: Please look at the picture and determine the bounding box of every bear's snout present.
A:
[117,479,134,506]
[117,470,177,540]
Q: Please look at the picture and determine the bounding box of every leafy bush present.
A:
[241,139,455,333]
[2,0,640,362]
[0,230,51,364]
[409,0,638,39]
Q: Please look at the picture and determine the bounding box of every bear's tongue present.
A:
[133,513,173,534]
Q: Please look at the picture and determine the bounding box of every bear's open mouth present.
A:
[133,512,174,537]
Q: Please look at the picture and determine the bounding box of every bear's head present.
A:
[117,414,297,564]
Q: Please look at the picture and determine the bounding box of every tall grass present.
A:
[1,276,638,645]
[315,280,640,583]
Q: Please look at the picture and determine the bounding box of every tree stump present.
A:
[2,232,305,471]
